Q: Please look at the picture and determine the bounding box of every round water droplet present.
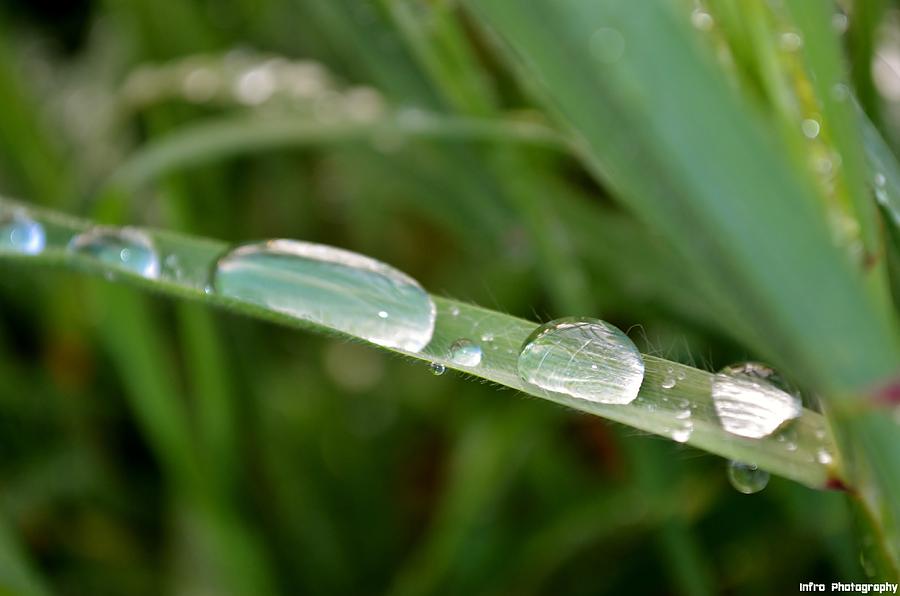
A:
[212,240,435,351]
[429,362,446,376]
[0,211,45,255]
[832,83,849,102]
[68,227,160,279]
[779,31,803,52]
[589,28,625,64]
[517,317,644,405]
[728,461,769,494]
[712,362,801,439]
[480,332,494,343]
[801,118,820,139]
[874,173,886,187]
[671,423,693,443]
[449,338,482,367]
[448,305,460,317]
[831,13,848,34]
[817,448,833,465]
[691,9,714,31]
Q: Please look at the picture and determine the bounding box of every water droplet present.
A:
[212,240,436,351]
[875,173,886,187]
[589,28,625,64]
[429,362,446,376]
[691,9,714,31]
[234,64,276,105]
[712,362,802,439]
[832,83,850,102]
[817,448,833,465]
[517,317,645,405]
[449,305,460,317]
[480,332,494,343]
[671,423,693,443]
[182,67,219,102]
[68,227,160,279]
[0,211,45,255]
[780,31,803,52]
[801,119,820,139]
[832,13,849,34]
[727,461,769,494]
[449,338,482,367]
[661,368,677,389]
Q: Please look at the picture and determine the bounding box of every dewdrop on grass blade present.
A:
[68,227,160,279]
[517,317,644,404]
[211,239,436,352]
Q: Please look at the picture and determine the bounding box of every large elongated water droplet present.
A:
[0,211,45,255]
[517,317,644,404]
[68,227,160,279]
[712,362,801,439]
[212,240,435,352]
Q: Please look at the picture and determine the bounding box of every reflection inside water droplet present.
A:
[728,461,769,494]
[429,362,446,376]
[712,362,801,439]
[449,338,482,367]
[212,239,436,352]
[517,317,644,405]
[68,227,160,279]
[0,210,45,255]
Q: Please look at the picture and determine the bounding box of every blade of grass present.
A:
[0,198,840,490]
[103,112,566,194]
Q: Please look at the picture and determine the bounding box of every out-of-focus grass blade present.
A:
[104,113,566,192]
[0,515,49,596]
[787,0,881,259]
[461,0,900,395]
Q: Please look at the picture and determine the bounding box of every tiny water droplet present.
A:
[801,119,820,139]
[589,28,625,64]
[727,461,769,494]
[817,448,833,465]
[712,362,802,439]
[831,83,849,102]
[449,338,482,367]
[212,240,436,351]
[671,424,693,443]
[429,362,446,376]
[517,317,645,405]
[449,305,460,317]
[831,13,848,34]
[0,211,45,255]
[691,9,714,31]
[480,332,494,343]
[874,173,886,187]
[68,227,160,279]
[779,31,803,52]
[661,368,677,389]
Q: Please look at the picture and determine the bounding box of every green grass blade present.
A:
[0,198,840,490]
[105,113,565,193]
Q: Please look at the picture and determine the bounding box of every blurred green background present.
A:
[0,0,881,594]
